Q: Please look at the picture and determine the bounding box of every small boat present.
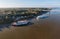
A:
[36,14,49,20]
[11,20,33,26]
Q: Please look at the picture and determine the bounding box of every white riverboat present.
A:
[12,20,33,26]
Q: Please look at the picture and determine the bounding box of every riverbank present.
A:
[0,8,51,24]
[0,9,60,39]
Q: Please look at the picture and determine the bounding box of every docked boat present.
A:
[11,20,33,26]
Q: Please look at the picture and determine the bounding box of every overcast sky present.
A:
[0,0,60,8]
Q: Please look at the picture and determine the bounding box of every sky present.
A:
[0,0,60,8]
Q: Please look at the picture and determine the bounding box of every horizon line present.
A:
[0,7,58,8]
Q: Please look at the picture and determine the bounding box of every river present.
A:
[0,8,60,39]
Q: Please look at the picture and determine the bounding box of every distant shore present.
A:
[0,8,51,24]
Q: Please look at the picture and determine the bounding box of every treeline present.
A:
[0,8,51,24]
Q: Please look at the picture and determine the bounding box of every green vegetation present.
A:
[0,8,51,24]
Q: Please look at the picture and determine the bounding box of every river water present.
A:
[0,8,60,39]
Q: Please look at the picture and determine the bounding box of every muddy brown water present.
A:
[0,10,60,39]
